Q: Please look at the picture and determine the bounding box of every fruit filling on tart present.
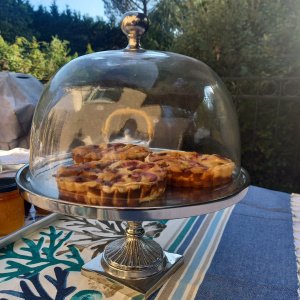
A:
[146,150,235,188]
[86,160,167,205]
[56,158,167,206]
[72,143,151,163]
[56,144,236,206]
[55,160,113,194]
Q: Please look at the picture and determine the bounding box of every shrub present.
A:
[0,35,77,81]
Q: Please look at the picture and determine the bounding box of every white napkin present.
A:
[0,148,29,164]
[0,148,29,178]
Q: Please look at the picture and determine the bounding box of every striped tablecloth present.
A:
[0,186,298,299]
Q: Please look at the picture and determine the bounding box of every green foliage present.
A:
[0,0,126,55]
[171,0,300,77]
[103,0,158,20]
[86,43,94,54]
[0,0,35,42]
[0,35,77,81]
[143,0,182,50]
[227,79,300,193]
[31,4,126,54]
[165,0,300,192]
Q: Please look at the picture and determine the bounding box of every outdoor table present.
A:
[0,185,298,299]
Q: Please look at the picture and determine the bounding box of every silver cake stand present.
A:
[16,164,249,298]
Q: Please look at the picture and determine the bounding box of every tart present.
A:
[56,145,235,206]
[146,150,235,188]
[56,159,167,206]
[55,160,113,204]
[87,160,167,206]
[72,143,150,164]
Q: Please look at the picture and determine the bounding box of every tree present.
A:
[102,0,158,21]
[0,0,127,56]
[171,0,300,77]
[0,0,36,42]
[101,0,182,51]
[31,1,126,55]
[143,0,183,50]
[0,35,76,81]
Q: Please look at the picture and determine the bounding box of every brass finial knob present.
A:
[121,11,149,50]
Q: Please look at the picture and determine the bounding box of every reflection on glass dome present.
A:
[203,86,214,110]
[28,13,241,206]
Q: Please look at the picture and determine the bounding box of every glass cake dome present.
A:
[28,12,242,202]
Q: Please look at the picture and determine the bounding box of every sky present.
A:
[28,0,106,20]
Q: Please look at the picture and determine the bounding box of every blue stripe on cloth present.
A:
[148,289,159,300]
[176,215,205,255]
[159,220,169,225]
[171,209,225,300]
[148,216,205,300]
[167,216,198,253]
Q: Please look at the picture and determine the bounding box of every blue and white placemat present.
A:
[0,207,234,299]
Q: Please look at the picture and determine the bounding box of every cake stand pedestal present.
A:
[82,221,183,298]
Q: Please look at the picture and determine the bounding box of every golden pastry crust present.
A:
[55,160,112,194]
[72,143,150,164]
[56,145,235,206]
[146,150,235,188]
[56,159,167,206]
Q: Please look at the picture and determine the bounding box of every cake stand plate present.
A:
[16,164,249,221]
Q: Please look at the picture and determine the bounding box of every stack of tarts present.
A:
[55,143,235,206]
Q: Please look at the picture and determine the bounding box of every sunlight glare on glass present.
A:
[203,86,214,110]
